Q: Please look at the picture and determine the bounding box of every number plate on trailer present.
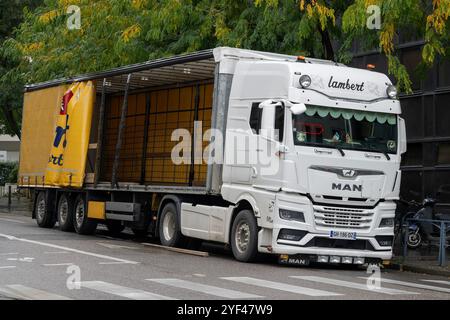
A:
[329,230,357,240]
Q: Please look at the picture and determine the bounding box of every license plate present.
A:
[329,230,357,240]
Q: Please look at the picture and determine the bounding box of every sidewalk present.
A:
[388,256,450,277]
[0,195,33,217]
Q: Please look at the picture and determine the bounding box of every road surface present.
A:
[0,212,449,300]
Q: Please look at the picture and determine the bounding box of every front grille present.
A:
[304,237,376,251]
[314,206,373,229]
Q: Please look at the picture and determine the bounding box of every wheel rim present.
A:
[408,232,421,247]
[75,199,85,228]
[162,211,176,241]
[59,198,69,225]
[235,221,250,253]
[37,198,46,222]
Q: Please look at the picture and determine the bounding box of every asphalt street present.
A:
[0,212,449,300]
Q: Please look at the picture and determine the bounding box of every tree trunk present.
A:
[318,25,335,61]
[1,105,21,139]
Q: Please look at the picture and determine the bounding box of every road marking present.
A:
[0,285,72,300]
[7,257,34,262]
[0,218,26,224]
[0,253,18,256]
[421,279,450,286]
[80,281,175,300]
[97,242,139,250]
[0,233,139,265]
[43,263,74,267]
[359,277,450,294]
[44,251,69,254]
[0,266,16,269]
[291,276,418,295]
[98,262,131,265]
[147,278,261,299]
[193,274,206,277]
[222,277,342,297]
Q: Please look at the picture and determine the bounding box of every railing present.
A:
[402,217,450,267]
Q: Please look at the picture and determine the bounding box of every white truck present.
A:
[19,47,406,265]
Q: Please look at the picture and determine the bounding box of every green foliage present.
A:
[0,0,449,136]
[0,162,19,186]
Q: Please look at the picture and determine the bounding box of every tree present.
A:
[2,0,450,136]
[0,0,43,138]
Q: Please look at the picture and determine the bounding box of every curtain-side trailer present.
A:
[19,47,407,265]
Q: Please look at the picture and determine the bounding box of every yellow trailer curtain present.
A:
[44,81,95,187]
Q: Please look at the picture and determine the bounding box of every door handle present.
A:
[314,148,332,155]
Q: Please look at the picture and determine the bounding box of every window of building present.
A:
[435,93,450,137]
[437,142,450,165]
[401,143,423,166]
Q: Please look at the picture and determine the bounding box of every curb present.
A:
[388,262,450,277]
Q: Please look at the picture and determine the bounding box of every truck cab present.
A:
[219,48,407,265]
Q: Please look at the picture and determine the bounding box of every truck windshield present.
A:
[292,105,398,154]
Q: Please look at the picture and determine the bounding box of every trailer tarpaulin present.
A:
[44,81,95,187]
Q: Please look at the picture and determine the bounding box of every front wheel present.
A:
[73,195,97,235]
[407,230,422,249]
[159,202,184,247]
[230,210,258,262]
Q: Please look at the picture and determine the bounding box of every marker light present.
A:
[387,85,398,99]
[299,75,312,88]
[367,64,376,70]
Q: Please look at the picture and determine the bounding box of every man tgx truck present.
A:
[18,47,407,265]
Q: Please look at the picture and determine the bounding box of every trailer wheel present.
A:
[35,191,56,228]
[106,220,125,235]
[159,202,184,247]
[230,210,258,262]
[57,194,74,232]
[73,195,97,235]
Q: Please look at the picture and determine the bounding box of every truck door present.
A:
[251,102,284,191]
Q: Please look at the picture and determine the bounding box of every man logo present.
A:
[342,169,357,177]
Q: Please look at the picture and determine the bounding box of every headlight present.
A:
[386,85,398,99]
[299,75,311,88]
[279,209,305,222]
[379,217,394,228]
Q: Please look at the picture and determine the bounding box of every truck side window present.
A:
[274,105,284,142]
[249,103,263,134]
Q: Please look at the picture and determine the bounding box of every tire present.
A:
[105,220,125,235]
[35,191,56,228]
[230,210,258,262]
[159,202,184,247]
[73,195,97,235]
[57,194,74,232]
[407,230,422,249]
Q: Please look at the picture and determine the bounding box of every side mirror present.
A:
[289,102,307,115]
[399,117,407,154]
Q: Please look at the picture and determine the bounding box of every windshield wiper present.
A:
[367,148,390,160]
[336,146,346,157]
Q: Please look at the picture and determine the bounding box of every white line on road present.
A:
[0,218,26,224]
[291,276,418,295]
[421,279,450,286]
[0,285,72,300]
[80,281,175,300]
[0,232,139,265]
[222,277,342,297]
[44,251,69,254]
[98,262,131,265]
[147,278,261,299]
[0,253,18,256]
[359,277,450,294]
[0,266,16,269]
[43,263,74,267]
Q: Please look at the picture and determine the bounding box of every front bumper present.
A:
[259,192,395,261]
